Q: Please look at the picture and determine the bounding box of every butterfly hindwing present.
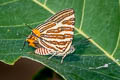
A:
[35,48,53,55]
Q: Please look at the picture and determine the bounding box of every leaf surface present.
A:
[0,0,120,80]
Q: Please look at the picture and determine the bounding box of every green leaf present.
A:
[0,0,120,80]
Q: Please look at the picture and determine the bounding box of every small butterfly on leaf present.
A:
[23,9,75,63]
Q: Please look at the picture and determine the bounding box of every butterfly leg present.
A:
[61,54,67,64]
[48,52,57,60]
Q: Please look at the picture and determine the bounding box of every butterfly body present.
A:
[26,9,75,63]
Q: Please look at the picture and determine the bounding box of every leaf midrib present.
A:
[0,21,45,27]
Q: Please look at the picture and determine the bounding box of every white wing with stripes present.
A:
[36,9,75,55]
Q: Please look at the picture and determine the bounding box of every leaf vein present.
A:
[79,0,86,30]
[44,0,48,5]
[0,21,44,27]
[32,0,55,14]
[0,0,19,6]
[111,31,120,56]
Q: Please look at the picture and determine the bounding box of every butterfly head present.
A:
[26,29,41,48]
[26,35,37,48]
[22,24,42,50]
[22,34,37,50]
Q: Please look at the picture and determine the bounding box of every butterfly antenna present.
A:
[24,23,33,29]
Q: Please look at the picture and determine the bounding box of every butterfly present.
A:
[25,8,75,63]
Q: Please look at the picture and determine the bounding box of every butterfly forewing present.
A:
[35,9,75,55]
[47,9,74,23]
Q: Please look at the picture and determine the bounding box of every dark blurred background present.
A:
[0,58,63,80]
